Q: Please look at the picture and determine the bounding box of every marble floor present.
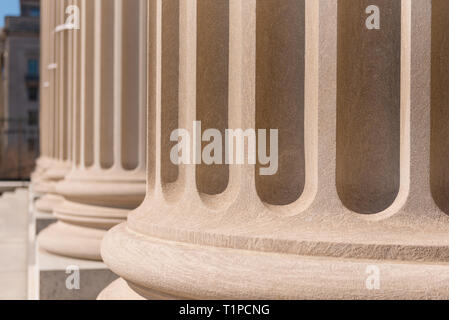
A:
[0,189,28,300]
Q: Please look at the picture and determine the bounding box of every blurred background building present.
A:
[0,0,40,180]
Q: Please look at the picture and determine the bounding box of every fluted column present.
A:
[38,0,147,261]
[100,0,449,299]
[32,0,55,183]
[33,0,69,214]
[32,0,51,182]
[51,0,72,178]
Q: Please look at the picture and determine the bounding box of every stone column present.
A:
[32,0,51,182]
[32,0,53,184]
[52,0,73,177]
[100,0,449,299]
[33,0,70,215]
[38,0,147,261]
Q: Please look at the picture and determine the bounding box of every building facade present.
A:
[0,0,40,180]
[35,0,449,299]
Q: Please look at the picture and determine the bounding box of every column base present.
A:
[31,157,57,184]
[102,223,449,300]
[32,180,56,195]
[38,221,105,261]
[97,278,145,300]
[38,199,129,261]
[53,200,128,229]
[43,161,71,181]
[34,194,64,214]
[56,178,146,209]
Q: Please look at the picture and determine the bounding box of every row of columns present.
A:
[101,0,449,299]
[35,0,146,261]
[33,0,71,215]
[35,0,449,299]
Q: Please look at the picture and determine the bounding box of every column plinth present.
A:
[101,222,449,300]
[41,161,71,181]
[34,194,64,214]
[33,161,70,213]
[39,169,145,260]
[56,169,146,209]
[98,278,145,300]
[38,221,105,261]
[31,157,54,182]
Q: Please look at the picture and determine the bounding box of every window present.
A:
[27,59,39,77]
[27,86,38,101]
[29,8,40,17]
[27,138,36,152]
[28,110,38,126]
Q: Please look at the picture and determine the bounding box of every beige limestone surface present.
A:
[100,0,449,300]
[0,189,28,300]
[34,0,449,300]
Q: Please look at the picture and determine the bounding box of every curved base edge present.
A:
[102,223,449,300]
[38,221,105,261]
[56,179,146,209]
[43,161,71,181]
[32,181,57,195]
[35,194,64,214]
[53,200,127,229]
[97,278,146,300]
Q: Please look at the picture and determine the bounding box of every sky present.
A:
[0,0,20,28]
